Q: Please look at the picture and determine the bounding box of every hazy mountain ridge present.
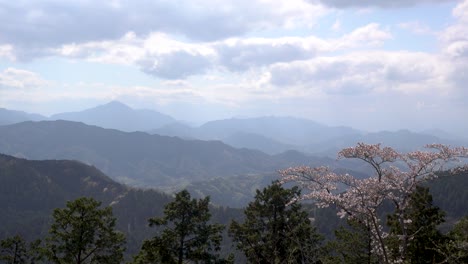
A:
[0,119,382,207]
[222,132,297,154]
[152,116,363,152]
[306,129,467,157]
[0,120,324,189]
[0,108,47,126]
[152,115,467,156]
[51,101,176,132]
[1,102,465,157]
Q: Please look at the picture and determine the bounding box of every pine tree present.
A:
[0,236,43,264]
[322,219,378,264]
[44,197,126,264]
[439,216,468,264]
[133,190,226,264]
[229,182,323,264]
[387,185,446,263]
[0,235,28,264]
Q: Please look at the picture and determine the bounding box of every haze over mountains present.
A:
[0,108,47,126]
[51,101,177,132]
[0,101,465,156]
[0,119,360,203]
[1,101,466,206]
[0,118,365,206]
[0,120,288,187]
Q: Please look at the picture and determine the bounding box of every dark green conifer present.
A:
[133,190,226,264]
[45,197,126,264]
[387,186,446,263]
[229,182,323,264]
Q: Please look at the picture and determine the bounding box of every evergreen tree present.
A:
[440,216,468,264]
[387,185,446,263]
[229,182,323,264]
[0,236,28,264]
[322,219,378,264]
[45,197,126,264]
[0,235,43,264]
[133,190,226,264]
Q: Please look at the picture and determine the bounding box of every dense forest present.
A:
[0,153,467,263]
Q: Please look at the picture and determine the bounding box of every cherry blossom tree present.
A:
[280,143,468,264]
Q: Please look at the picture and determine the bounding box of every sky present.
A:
[0,0,467,135]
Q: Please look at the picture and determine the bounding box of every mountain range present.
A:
[1,101,465,156]
[51,101,177,132]
[0,119,374,206]
[153,117,466,156]
[0,120,282,187]
[1,101,466,206]
[0,108,47,126]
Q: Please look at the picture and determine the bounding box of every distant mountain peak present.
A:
[0,108,47,126]
[50,101,176,132]
[96,100,132,111]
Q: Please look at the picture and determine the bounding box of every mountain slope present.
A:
[149,116,467,157]
[0,120,308,188]
[51,101,176,132]
[0,154,243,256]
[222,132,298,154]
[196,116,361,145]
[0,108,47,126]
[0,153,144,241]
[150,116,362,154]
[308,129,466,156]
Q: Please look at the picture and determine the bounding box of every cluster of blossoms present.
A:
[279,143,468,264]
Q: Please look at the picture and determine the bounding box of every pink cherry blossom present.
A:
[280,143,468,264]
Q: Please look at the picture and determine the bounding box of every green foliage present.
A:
[1,236,30,264]
[0,235,29,264]
[133,190,226,264]
[387,185,446,263]
[322,219,378,264]
[0,154,244,259]
[45,197,126,264]
[229,182,323,264]
[439,216,468,264]
[0,235,43,264]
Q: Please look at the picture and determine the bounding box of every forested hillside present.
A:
[0,154,243,256]
[0,120,282,187]
[0,120,368,195]
[1,152,467,263]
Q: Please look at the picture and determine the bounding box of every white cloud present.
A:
[0,0,325,58]
[215,37,324,71]
[331,19,341,32]
[0,45,15,61]
[441,1,468,59]
[48,23,391,79]
[438,0,468,101]
[453,0,468,22]
[312,0,455,8]
[398,21,434,35]
[0,68,50,89]
[138,50,213,79]
[268,51,450,96]
[332,23,392,49]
